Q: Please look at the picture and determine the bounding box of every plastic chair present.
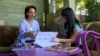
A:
[79,30,100,56]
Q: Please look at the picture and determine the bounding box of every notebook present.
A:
[34,32,61,48]
[45,46,79,53]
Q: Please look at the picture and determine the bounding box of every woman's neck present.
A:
[27,18,33,21]
[27,18,33,26]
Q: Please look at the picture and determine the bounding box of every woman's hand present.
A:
[52,37,73,43]
[29,32,35,40]
[24,32,35,40]
[52,37,60,42]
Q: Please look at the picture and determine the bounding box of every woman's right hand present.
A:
[52,37,60,42]
[55,16,62,24]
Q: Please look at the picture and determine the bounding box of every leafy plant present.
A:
[76,0,100,22]
[85,0,100,22]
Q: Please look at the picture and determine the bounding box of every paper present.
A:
[56,47,79,53]
[12,47,29,51]
[34,32,61,48]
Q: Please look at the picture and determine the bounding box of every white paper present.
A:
[34,32,61,48]
[12,47,29,51]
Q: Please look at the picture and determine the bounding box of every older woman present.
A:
[14,5,40,47]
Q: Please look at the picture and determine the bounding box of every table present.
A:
[15,48,82,56]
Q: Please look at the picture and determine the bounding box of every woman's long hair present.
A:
[61,7,81,38]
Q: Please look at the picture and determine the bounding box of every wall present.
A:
[0,0,44,26]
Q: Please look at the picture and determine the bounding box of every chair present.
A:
[77,30,100,56]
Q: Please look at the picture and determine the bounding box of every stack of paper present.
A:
[34,32,61,48]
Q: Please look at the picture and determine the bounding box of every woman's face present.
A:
[26,8,36,19]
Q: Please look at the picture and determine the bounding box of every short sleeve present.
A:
[74,24,83,31]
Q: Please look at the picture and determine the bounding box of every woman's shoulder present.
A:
[21,19,27,23]
[74,23,83,30]
[19,19,27,25]
[75,23,82,27]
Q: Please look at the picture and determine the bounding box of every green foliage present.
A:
[85,0,95,8]
[85,0,100,22]
[76,0,100,22]
[56,0,63,9]
[76,0,86,9]
[56,0,62,4]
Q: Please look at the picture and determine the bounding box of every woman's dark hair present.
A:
[24,5,36,19]
[61,7,81,38]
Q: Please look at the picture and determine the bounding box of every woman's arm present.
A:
[24,32,35,40]
[54,16,62,25]
[53,30,80,43]
[19,21,35,40]
[61,30,80,43]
